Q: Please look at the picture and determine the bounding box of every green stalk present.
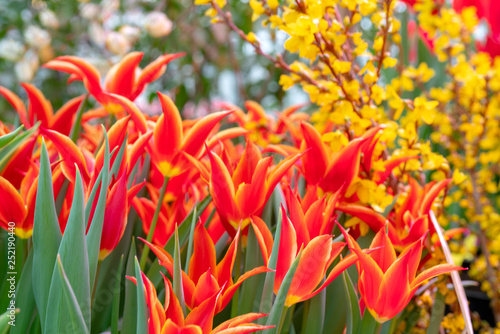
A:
[278,306,290,333]
[230,238,242,318]
[69,94,88,143]
[139,176,169,269]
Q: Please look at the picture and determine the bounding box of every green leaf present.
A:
[11,251,35,334]
[0,123,39,173]
[121,239,138,334]
[134,257,148,334]
[238,224,265,314]
[426,291,445,334]
[183,208,197,273]
[259,208,283,316]
[111,256,124,334]
[357,307,380,334]
[86,128,111,291]
[146,196,212,286]
[173,225,187,315]
[0,125,23,148]
[304,287,326,333]
[45,169,91,333]
[56,255,90,334]
[0,308,18,334]
[32,140,62,329]
[342,270,361,334]
[109,136,127,181]
[264,248,303,334]
[69,95,88,143]
[323,274,347,334]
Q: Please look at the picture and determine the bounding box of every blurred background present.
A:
[0,0,310,123]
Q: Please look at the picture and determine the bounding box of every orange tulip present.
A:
[216,101,308,147]
[299,123,378,194]
[152,92,237,178]
[190,140,302,235]
[44,52,184,102]
[269,207,360,306]
[339,224,464,323]
[0,176,30,238]
[89,171,144,259]
[141,223,269,313]
[0,84,84,135]
[282,183,339,247]
[336,178,451,249]
[128,269,273,334]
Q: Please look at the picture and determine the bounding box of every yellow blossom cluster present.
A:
[197,0,500,325]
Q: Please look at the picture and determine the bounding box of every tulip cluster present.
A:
[0,46,468,333]
[2,0,497,332]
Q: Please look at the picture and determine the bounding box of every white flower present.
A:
[144,12,173,38]
[0,39,25,62]
[105,31,131,56]
[80,3,100,20]
[40,9,59,29]
[15,50,39,82]
[24,26,51,48]
[119,25,141,44]
[89,22,106,47]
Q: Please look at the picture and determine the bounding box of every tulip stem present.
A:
[231,238,243,318]
[69,94,88,143]
[139,176,169,270]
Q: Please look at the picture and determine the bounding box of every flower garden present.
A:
[0,0,499,333]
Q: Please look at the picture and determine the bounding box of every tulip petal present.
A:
[217,266,270,312]
[411,264,465,289]
[266,152,303,201]
[43,129,90,183]
[132,53,185,100]
[163,275,185,327]
[420,179,451,215]
[104,52,143,98]
[51,56,103,98]
[51,95,85,135]
[212,313,268,332]
[369,229,397,273]
[250,216,273,266]
[300,122,329,185]
[156,92,183,160]
[184,289,220,334]
[232,140,262,186]
[140,238,196,305]
[0,86,28,126]
[274,210,297,294]
[189,223,217,285]
[205,128,249,151]
[234,157,272,218]
[192,269,220,309]
[21,83,54,128]
[283,185,310,247]
[207,149,238,228]
[0,176,27,231]
[101,93,148,134]
[182,111,232,157]
[286,235,332,306]
[338,223,384,308]
[216,228,241,289]
[320,137,366,193]
[335,204,387,232]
